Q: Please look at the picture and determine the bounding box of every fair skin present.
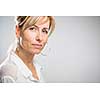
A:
[15,17,50,80]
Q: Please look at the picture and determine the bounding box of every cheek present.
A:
[45,37,48,43]
[43,36,48,45]
[20,33,34,49]
[22,31,35,42]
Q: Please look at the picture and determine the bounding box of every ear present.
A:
[16,25,21,38]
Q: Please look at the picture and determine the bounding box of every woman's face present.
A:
[18,17,50,55]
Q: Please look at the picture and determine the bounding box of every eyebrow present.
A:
[33,25,49,30]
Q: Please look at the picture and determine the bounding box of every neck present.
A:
[15,45,34,65]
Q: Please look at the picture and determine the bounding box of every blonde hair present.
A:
[16,16,55,36]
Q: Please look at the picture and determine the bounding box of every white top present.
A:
[0,51,44,83]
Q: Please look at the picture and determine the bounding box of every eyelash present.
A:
[29,26,48,34]
[42,29,48,34]
[29,27,36,30]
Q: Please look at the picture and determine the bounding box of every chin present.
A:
[35,52,41,54]
[31,50,41,55]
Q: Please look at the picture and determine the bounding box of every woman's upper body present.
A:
[0,51,44,83]
[0,16,55,83]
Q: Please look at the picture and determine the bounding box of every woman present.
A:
[0,16,55,83]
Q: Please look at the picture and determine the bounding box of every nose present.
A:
[35,31,43,42]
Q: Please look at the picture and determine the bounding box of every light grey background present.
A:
[0,16,100,82]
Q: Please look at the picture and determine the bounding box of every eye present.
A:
[42,28,49,34]
[29,26,37,31]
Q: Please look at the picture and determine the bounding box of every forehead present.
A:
[35,16,50,27]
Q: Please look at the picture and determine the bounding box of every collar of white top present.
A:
[10,51,40,81]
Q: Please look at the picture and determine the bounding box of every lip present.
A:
[32,44,42,49]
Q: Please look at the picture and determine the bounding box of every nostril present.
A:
[36,38,40,41]
[36,36,42,42]
[36,35,42,42]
